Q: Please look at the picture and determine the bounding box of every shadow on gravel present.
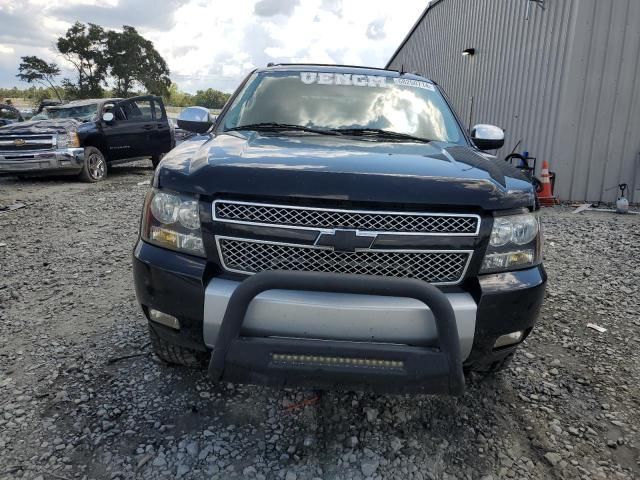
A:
[71,348,524,479]
[105,164,154,177]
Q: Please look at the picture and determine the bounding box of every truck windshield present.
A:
[47,103,99,122]
[221,70,464,144]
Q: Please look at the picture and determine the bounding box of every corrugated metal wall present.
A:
[387,0,640,202]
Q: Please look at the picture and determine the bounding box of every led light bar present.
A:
[271,353,404,369]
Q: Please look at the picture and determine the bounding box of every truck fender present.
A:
[81,134,109,161]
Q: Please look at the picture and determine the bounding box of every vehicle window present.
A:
[48,103,99,121]
[120,99,153,122]
[152,101,164,120]
[111,105,127,121]
[220,71,464,144]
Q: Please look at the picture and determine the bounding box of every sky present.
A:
[0,0,428,94]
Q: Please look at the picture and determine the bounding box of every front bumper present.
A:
[203,277,478,359]
[133,240,547,390]
[0,148,84,174]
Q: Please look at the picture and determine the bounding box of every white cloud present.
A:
[254,0,300,17]
[366,18,386,40]
[0,0,428,93]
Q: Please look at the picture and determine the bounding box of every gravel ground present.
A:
[0,165,639,480]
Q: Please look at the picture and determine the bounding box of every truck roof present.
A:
[259,63,434,83]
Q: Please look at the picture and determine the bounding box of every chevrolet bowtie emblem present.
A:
[315,229,377,253]
[13,139,26,146]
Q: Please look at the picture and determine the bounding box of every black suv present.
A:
[133,65,546,395]
[0,95,172,182]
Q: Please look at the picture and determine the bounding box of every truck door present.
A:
[103,96,156,160]
[151,98,173,154]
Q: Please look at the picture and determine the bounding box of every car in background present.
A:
[27,100,65,121]
[0,96,173,181]
[0,104,24,126]
[36,99,62,114]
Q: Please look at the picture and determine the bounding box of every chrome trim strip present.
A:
[212,199,482,237]
[214,235,474,286]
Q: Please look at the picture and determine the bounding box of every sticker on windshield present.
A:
[300,72,387,88]
[299,72,435,91]
[393,78,435,91]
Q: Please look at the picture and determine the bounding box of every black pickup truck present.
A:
[0,95,172,182]
[133,65,546,395]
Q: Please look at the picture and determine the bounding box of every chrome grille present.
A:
[0,134,55,152]
[217,238,471,285]
[214,200,479,235]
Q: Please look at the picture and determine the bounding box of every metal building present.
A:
[386,0,640,202]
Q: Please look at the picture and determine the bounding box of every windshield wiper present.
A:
[332,128,432,144]
[225,123,341,136]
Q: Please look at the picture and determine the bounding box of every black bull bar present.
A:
[208,271,465,395]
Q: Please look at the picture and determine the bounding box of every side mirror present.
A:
[102,112,115,123]
[471,124,504,150]
[177,106,214,134]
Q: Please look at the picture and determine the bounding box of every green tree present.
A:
[57,22,107,98]
[105,26,171,97]
[16,56,63,101]
[192,88,231,109]
[17,22,173,101]
[164,83,194,107]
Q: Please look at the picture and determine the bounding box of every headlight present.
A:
[481,212,541,273]
[56,132,80,149]
[141,189,205,257]
[489,214,538,246]
[150,192,181,224]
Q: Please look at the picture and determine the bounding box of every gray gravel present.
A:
[0,165,639,480]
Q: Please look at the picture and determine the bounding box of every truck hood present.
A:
[0,118,79,134]
[156,132,535,211]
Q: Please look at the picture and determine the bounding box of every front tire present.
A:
[149,324,206,368]
[468,351,515,377]
[79,146,107,182]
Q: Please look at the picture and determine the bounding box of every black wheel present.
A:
[151,154,164,169]
[148,324,207,368]
[79,146,107,182]
[468,351,515,376]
